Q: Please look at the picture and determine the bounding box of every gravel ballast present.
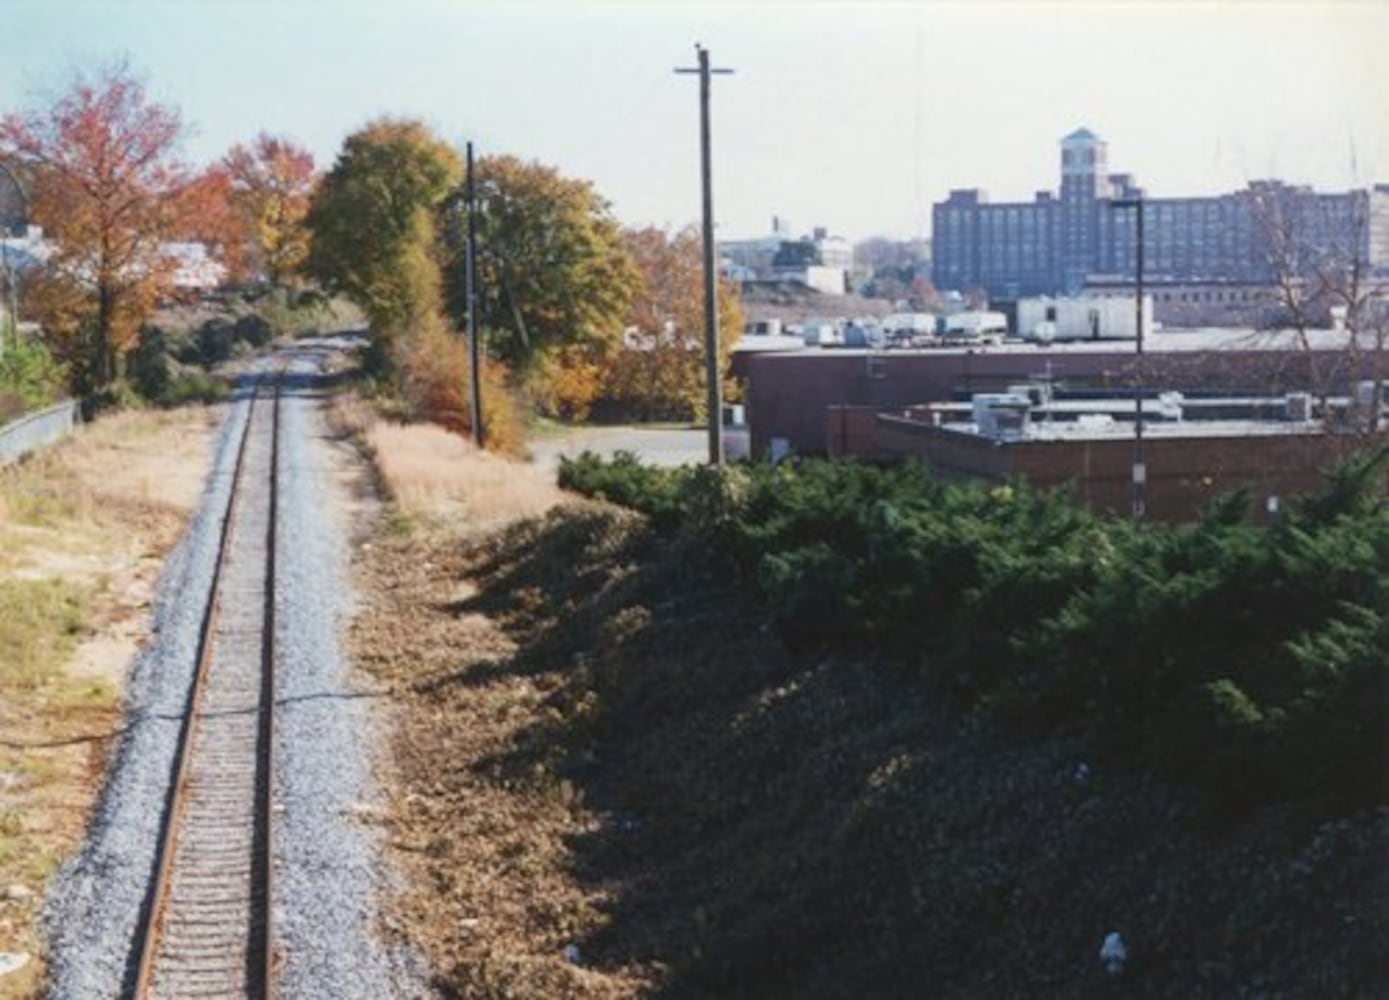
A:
[271,351,428,997]
[43,346,428,997]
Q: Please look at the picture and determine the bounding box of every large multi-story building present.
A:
[932,128,1389,303]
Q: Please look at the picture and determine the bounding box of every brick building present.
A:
[740,329,1379,458]
[865,414,1380,522]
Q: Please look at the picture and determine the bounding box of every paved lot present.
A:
[528,426,711,472]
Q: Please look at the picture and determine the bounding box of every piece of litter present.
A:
[0,953,32,977]
[1099,931,1127,976]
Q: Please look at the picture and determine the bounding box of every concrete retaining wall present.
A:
[0,399,80,465]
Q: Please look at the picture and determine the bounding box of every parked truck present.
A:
[941,310,1008,344]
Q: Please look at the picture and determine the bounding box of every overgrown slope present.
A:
[360,449,1387,995]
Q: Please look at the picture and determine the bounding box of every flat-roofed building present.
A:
[868,407,1381,522]
[932,129,1389,309]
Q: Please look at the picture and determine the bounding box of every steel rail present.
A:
[130,375,281,998]
[260,377,280,997]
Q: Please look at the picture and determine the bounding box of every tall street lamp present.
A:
[1111,194,1146,521]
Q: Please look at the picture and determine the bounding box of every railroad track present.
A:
[131,377,282,999]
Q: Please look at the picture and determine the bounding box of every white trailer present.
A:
[1017,294,1153,342]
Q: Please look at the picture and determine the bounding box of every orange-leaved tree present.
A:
[169,163,252,286]
[224,133,316,286]
[0,61,191,391]
[402,313,527,457]
[605,225,743,421]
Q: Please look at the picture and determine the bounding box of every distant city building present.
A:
[931,128,1389,306]
[162,241,228,292]
[0,229,226,293]
[721,218,851,295]
[0,226,52,272]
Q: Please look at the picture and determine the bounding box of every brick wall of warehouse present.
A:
[871,417,1384,521]
[745,346,1367,458]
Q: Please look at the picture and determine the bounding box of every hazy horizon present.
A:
[4,0,1386,242]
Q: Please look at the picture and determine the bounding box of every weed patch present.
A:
[0,579,89,687]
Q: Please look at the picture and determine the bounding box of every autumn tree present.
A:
[441,155,637,416]
[224,133,316,285]
[305,118,460,373]
[603,225,743,421]
[0,62,190,390]
[167,163,249,285]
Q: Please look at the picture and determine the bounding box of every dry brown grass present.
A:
[338,386,653,995]
[367,421,564,532]
[351,525,654,999]
[328,390,565,536]
[0,405,217,998]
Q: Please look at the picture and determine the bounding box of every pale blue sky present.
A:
[3,0,1386,241]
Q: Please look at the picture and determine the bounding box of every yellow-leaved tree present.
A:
[604,225,743,421]
[224,133,317,286]
[441,155,638,420]
[305,117,460,375]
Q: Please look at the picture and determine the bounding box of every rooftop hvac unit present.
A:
[1076,414,1116,432]
[1007,382,1052,406]
[1286,392,1312,423]
[972,393,1031,441]
[1158,391,1185,421]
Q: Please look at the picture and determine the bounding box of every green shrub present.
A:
[193,318,236,365]
[130,325,173,401]
[558,450,688,529]
[161,371,229,405]
[252,285,331,338]
[128,325,229,407]
[233,313,273,348]
[0,337,67,413]
[562,450,1389,816]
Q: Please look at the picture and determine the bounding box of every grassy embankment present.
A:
[0,407,215,997]
[351,420,1387,997]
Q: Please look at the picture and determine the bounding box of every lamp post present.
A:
[1111,194,1146,521]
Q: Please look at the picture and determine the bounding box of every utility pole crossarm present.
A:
[675,45,734,467]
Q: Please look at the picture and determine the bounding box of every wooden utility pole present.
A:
[465,141,484,449]
[676,45,733,466]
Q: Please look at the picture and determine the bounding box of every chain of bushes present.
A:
[125,287,338,408]
[559,450,1389,818]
